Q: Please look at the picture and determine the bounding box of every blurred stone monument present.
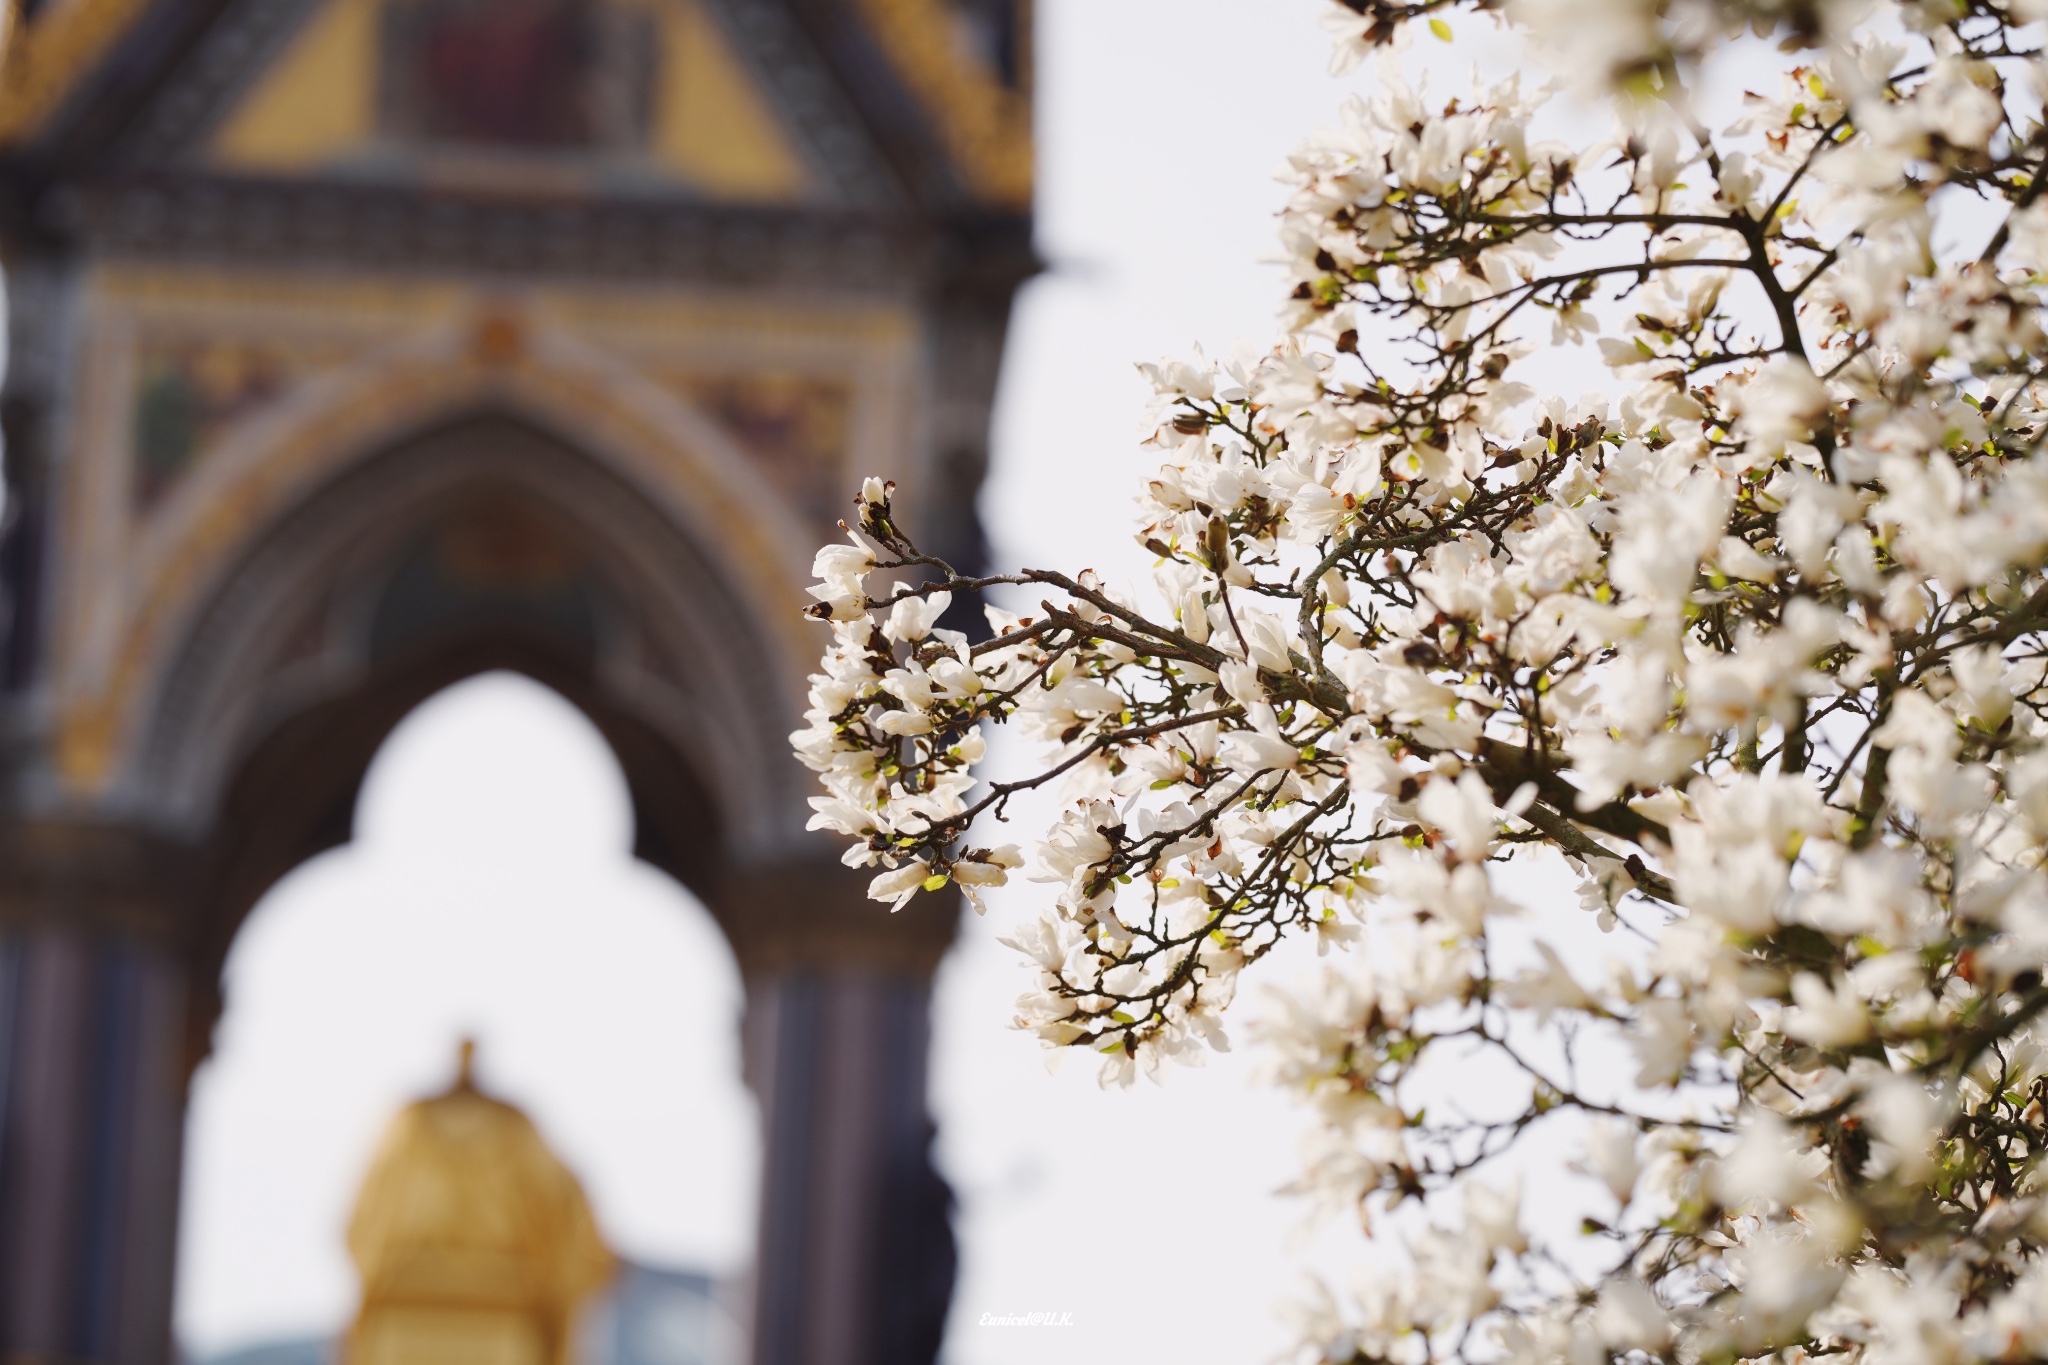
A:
[0,2,1033,1363]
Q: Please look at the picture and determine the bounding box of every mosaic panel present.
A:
[670,372,851,529]
[128,336,345,511]
[381,0,656,153]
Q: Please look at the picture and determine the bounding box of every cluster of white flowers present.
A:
[793,1,2048,1360]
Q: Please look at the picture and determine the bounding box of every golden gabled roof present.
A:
[852,0,1033,209]
[0,0,153,146]
[0,0,1034,209]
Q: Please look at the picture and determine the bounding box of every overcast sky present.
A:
[175,5,1391,1362]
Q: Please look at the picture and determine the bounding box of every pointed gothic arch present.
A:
[149,408,770,1023]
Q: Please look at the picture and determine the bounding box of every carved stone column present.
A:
[718,860,959,1365]
[0,826,196,1365]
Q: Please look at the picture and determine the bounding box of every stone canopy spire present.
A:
[345,1040,615,1365]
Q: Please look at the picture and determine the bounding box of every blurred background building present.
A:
[0,3,1032,1364]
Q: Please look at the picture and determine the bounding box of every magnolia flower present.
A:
[867,860,933,911]
[1714,1113,1822,1211]
[811,539,874,595]
[1415,770,1499,863]
[1737,358,1831,454]
[1502,942,1596,1021]
[951,844,1026,914]
[1595,1279,1672,1354]
[1630,998,1695,1089]
[883,591,952,643]
[1219,729,1301,776]
[1784,972,1872,1048]
[1577,1119,1641,1206]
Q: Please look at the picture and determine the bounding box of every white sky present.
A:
[175,4,1404,1362]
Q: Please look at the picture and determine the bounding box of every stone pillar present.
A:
[0,248,81,698]
[719,861,958,1365]
[0,930,189,1365]
[0,826,197,1365]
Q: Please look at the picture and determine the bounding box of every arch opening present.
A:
[150,407,817,1056]
[174,671,759,1364]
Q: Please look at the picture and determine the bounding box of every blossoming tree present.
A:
[794,0,2048,1359]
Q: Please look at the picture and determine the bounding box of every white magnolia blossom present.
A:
[793,2,2048,1361]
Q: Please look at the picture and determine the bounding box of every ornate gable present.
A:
[0,0,1032,212]
[209,0,820,204]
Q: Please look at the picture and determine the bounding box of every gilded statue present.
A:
[346,1040,614,1365]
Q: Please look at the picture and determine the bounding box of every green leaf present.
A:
[921,873,950,892]
[1429,17,1453,40]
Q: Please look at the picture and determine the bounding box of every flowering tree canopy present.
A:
[794,0,2048,1360]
